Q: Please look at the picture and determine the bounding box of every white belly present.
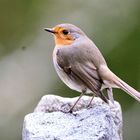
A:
[53,48,83,92]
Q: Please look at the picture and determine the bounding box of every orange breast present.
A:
[55,37,74,46]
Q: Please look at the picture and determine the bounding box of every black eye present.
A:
[62,29,69,35]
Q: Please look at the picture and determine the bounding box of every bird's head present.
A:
[44,23,85,46]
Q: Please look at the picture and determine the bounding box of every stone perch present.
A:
[22,95,123,140]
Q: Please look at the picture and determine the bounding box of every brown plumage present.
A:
[45,23,140,112]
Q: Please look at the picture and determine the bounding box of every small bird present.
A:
[44,23,140,112]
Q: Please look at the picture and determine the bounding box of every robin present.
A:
[44,23,140,112]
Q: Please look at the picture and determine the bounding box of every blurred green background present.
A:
[0,0,140,139]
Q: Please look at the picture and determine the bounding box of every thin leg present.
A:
[87,94,95,108]
[69,89,86,113]
[107,88,114,104]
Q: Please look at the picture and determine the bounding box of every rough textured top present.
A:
[22,95,122,140]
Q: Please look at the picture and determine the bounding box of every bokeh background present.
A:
[0,0,140,139]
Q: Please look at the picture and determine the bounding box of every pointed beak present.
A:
[44,28,56,34]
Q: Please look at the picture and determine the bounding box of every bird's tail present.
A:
[114,76,140,102]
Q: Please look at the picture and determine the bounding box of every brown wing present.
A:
[71,62,101,92]
[56,47,108,102]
